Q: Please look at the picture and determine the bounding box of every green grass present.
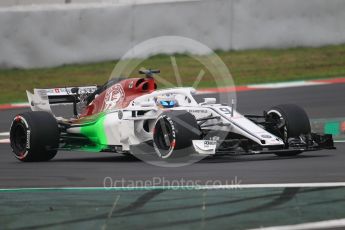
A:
[1,44,345,104]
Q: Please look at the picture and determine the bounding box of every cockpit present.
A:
[132,88,198,109]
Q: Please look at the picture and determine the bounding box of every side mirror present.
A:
[202,98,216,104]
[71,87,79,94]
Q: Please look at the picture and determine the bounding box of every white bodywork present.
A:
[126,88,284,152]
[27,87,285,155]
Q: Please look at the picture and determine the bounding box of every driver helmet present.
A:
[155,95,178,108]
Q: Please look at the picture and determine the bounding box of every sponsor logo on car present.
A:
[261,134,272,139]
[102,84,125,111]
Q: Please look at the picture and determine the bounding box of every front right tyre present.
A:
[267,104,311,157]
[10,111,59,162]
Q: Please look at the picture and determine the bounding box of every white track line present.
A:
[195,182,345,189]
[11,103,29,106]
[247,218,345,230]
[0,139,9,144]
[247,81,327,89]
[334,140,345,143]
[1,182,345,192]
[0,132,10,143]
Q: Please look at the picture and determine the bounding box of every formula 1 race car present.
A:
[10,69,335,162]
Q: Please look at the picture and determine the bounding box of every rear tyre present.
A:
[267,104,311,157]
[153,110,201,159]
[10,111,59,162]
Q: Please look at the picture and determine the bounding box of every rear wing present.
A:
[27,86,98,112]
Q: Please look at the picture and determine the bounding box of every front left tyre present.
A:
[153,110,201,159]
[10,111,59,162]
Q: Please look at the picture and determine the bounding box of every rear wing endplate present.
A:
[27,86,97,112]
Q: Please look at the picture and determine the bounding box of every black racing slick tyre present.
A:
[267,104,311,157]
[153,110,201,159]
[10,111,59,162]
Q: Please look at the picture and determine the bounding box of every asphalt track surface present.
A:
[0,83,345,189]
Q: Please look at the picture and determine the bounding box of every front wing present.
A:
[192,133,335,156]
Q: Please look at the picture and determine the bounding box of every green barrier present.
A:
[311,118,345,140]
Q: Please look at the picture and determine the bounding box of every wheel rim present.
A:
[268,110,288,145]
[11,122,28,157]
[153,116,175,159]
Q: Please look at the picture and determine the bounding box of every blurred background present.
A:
[0,0,183,7]
[1,2,345,230]
[1,0,344,68]
[0,0,344,104]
